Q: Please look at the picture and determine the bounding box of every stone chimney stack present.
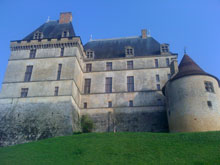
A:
[170,59,179,76]
[59,12,72,24]
[141,29,147,39]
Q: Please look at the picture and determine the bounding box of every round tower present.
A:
[163,54,220,132]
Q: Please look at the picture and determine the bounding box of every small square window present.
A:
[21,88,28,98]
[207,101,212,108]
[204,81,215,93]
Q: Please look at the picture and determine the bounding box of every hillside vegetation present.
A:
[1,132,220,164]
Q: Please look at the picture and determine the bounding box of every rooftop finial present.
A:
[148,29,151,37]
[90,34,93,41]
[47,16,50,22]
[184,46,187,55]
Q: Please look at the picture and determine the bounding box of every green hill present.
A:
[1,132,220,165]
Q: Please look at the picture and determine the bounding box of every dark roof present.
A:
[84,36,162,59]
[171,54,208,81]
[23,21,75,40]
[162,54,220,95]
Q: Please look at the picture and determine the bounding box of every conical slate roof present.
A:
[171,54,208,81]
[162,54,220,96]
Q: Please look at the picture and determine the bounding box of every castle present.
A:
[0,12,220,146]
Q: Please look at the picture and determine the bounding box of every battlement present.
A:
[10,37,82,51]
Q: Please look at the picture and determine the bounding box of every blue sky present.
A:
[0,0,220,90]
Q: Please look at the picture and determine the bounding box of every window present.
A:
[86,51,94,58]
[127,76,134,92]
[155,59,159,68]
[106,62,112,71]
[57,64,62,80]
[30,49,36,59]
[127,61,133,69]
[60,48,64,57]
[86,64,92,72]
[108,101,112,108]
[161,44,169,53]
[207,101,212,108]
[166,58,170,67]
[33,32,43,39]
[157,84,160,90]
[125,46,134,56]
[167,74,171,80]
[54,87,59,96]
[204,81,215,93]
[126,48,133,55]
[129,100,133,107]
[84,79,91,94]
[62,31,69,37]
[24,65,33,82]
[156,74,160,82]
[105,77,112,93]
[84,102,87,109]
[21,88,28,98]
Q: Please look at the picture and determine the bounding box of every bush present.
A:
[81,115,94,133]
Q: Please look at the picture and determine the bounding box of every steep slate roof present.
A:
[171,54,208,81]
[23,21,75,40]
[84,36,162,59]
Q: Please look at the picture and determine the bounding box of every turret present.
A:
[163,54,220,132]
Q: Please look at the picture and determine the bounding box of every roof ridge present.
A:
[90,36,149,42]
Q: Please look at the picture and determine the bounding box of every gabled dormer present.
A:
[85,49,95,60]
[125,46,134,57]
[160,43,169,54]
[33,31,43,40]
[62,30,69,38]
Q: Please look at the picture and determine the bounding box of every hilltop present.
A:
[1,132,220,164]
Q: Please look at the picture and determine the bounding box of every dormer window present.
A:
[86,50,95,59]
[160,44,169,54]
[33,32,43,39]
[125,46,134,57]
[62,31,69,37]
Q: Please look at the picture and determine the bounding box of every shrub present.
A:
[81,115,94,133]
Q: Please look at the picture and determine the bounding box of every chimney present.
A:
[170,59,179,76]
[141,29,147,39]
[59,12,72,24]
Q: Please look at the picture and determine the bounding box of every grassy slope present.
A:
[1,132,220,165]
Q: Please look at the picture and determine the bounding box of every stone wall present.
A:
[0,96,80,147]
[81,107,168,132]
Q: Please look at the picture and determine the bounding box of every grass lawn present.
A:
[0,132,220,165]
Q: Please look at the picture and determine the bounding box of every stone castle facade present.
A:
[0,12,220,146]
